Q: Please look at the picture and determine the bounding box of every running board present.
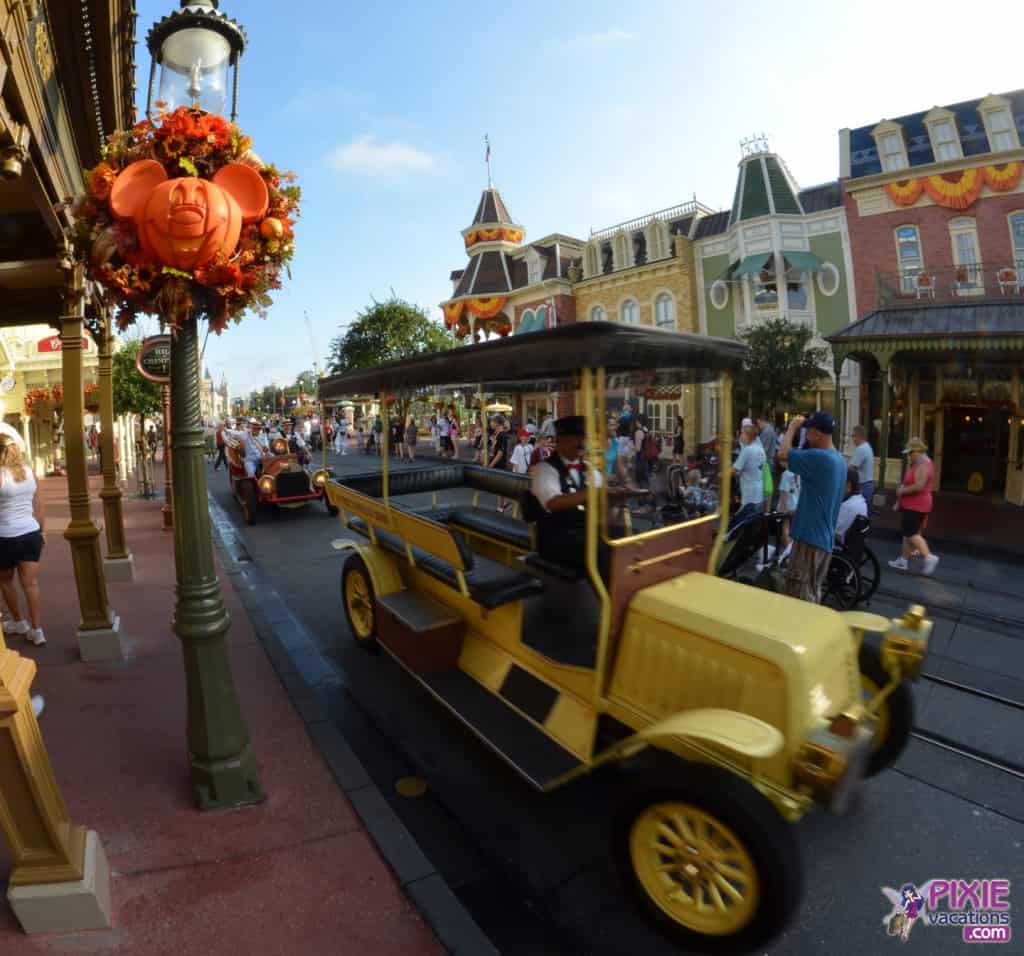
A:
[380,647,583,790]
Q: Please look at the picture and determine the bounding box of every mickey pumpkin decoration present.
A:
[110,159,269,271]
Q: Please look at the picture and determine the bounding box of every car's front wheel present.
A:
[859,643,913,775]
[613,762,801,952]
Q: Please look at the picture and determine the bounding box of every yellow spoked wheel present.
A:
[614,765,799,951]
[341,556,377,650]
[859,644,913,776]
[630,803,758,936]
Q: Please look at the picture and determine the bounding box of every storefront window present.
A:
[787,279,807,310]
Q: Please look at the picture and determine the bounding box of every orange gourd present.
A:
[110,159,269,271]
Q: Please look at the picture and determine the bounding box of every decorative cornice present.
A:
[845,146,1024,193]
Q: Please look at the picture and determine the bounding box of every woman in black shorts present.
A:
[0,435,46,646]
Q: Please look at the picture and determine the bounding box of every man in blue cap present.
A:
[777,411,846,603]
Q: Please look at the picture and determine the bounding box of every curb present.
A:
[207,493,500,956]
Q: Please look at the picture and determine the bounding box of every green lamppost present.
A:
[145,1,263,809]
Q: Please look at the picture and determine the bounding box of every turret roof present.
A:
[471,188,513,226]
[729,152,803,224]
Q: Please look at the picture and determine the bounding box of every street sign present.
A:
[136,335,171,383]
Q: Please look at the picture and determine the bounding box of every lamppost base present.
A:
[77,614,124,663]
[102,554,135,583]
[191,744,265,811]
[7,830,112,934]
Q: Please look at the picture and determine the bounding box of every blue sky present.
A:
[133,0,1024,401]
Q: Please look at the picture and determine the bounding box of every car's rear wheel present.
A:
[341,555,377,652]
[859,643,913,776]
[241,481,259,525]
[613,762,800,952]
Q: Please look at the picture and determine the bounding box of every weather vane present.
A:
[739,133,771,157]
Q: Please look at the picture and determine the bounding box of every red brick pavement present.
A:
[0,476,441,955]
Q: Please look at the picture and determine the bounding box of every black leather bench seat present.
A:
[346,516,542,610]
[449,507,532,551]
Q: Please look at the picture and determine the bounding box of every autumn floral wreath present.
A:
[67,105,299,334]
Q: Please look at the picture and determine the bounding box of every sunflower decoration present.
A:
[67,104,300,334]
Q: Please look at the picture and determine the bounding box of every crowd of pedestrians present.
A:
[730,409,938,605]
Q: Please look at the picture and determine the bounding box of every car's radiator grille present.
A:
[276,471,312,497]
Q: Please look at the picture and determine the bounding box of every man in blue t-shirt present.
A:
[777,411,846,603]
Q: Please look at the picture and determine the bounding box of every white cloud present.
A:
[563,27,636,50]
[326,135,440,177]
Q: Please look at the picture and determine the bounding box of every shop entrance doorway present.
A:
[941,406,1011,496]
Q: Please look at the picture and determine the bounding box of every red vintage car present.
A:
[227,436,332,524]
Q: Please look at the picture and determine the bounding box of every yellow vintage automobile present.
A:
[318,323,930,952]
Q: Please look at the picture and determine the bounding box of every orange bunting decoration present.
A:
[465,297,507,320]
[983,162,1022,192]
[463,230,477,247]
[885,179,923,206]
[502,228,523,243]
[476,228,502,241]
[442,300,465,328]
[921,168,984,210]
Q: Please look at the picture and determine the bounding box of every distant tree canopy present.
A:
[112,339,162,419]
[736,317,829,418]
[327,297,451,375]
[294,369,319,397]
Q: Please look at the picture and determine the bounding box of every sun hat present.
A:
[902,437,928,454]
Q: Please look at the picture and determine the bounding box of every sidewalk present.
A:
[871,489,1024,558]
[0,477,442,955]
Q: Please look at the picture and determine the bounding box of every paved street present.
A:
[208,450,1024,955]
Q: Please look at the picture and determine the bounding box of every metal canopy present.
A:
[318,323,746,399]
[782,251,824,273]
[729,253,772,279]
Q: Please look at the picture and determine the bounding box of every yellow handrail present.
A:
[706,372,733,575]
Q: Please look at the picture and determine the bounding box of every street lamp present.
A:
[144,0,263,810]
[146,1,247,121]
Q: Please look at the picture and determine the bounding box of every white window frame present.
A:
[816,261,840,297]
[654,292,676,329]
[924,109,962,163]
[949,217,983,294]
[612,231,634,271]
[590,304,607,322]
[895,225,924,292]
[583,241,601,279]
[709,279,729,310]
[619,298,639,324]
[979,96,1021,153]
[1009,211,1024,269]
[872,121,909,172]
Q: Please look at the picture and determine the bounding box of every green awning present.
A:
[730,253,772,278]
[783,250,825,273]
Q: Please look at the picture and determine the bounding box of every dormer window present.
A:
[978,96,1020,153]
[525,248,547,286]
[924,109,962,163]
[873,121,908,172]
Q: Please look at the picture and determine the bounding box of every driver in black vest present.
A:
[530,415,634,579]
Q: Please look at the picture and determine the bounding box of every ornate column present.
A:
[94,309,133,581]
[162,383,173,530]
[876,352,893,499]
[60,267,123,661]
[1,647,112,933]
[833,352,846,453]
[171,316,262,809]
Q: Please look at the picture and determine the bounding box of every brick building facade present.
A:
[830,90,1024,504]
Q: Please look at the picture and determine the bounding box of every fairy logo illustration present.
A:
[882,881,935,942]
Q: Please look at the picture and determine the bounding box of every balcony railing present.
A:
[876,263,1024,308]
[589,199,717,241]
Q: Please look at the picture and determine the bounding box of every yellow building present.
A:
[571,201,715,451]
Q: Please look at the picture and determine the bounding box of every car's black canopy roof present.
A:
[319,323,746,399]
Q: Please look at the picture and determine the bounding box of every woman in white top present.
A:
[0,436,45,645]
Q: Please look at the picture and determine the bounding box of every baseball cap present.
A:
[902,437,928,454]
[804,411,835,434]
[517,428,530,438]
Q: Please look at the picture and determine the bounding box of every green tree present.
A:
[328,296,451,374]
[736,317,828,419]
[294,369,318,397]
[112,339,163,420]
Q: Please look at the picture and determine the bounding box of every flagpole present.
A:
[485,134,492,189]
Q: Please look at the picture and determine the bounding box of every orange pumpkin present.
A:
[110,159,269,271]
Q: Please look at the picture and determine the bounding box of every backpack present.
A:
[643,431,660,462]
